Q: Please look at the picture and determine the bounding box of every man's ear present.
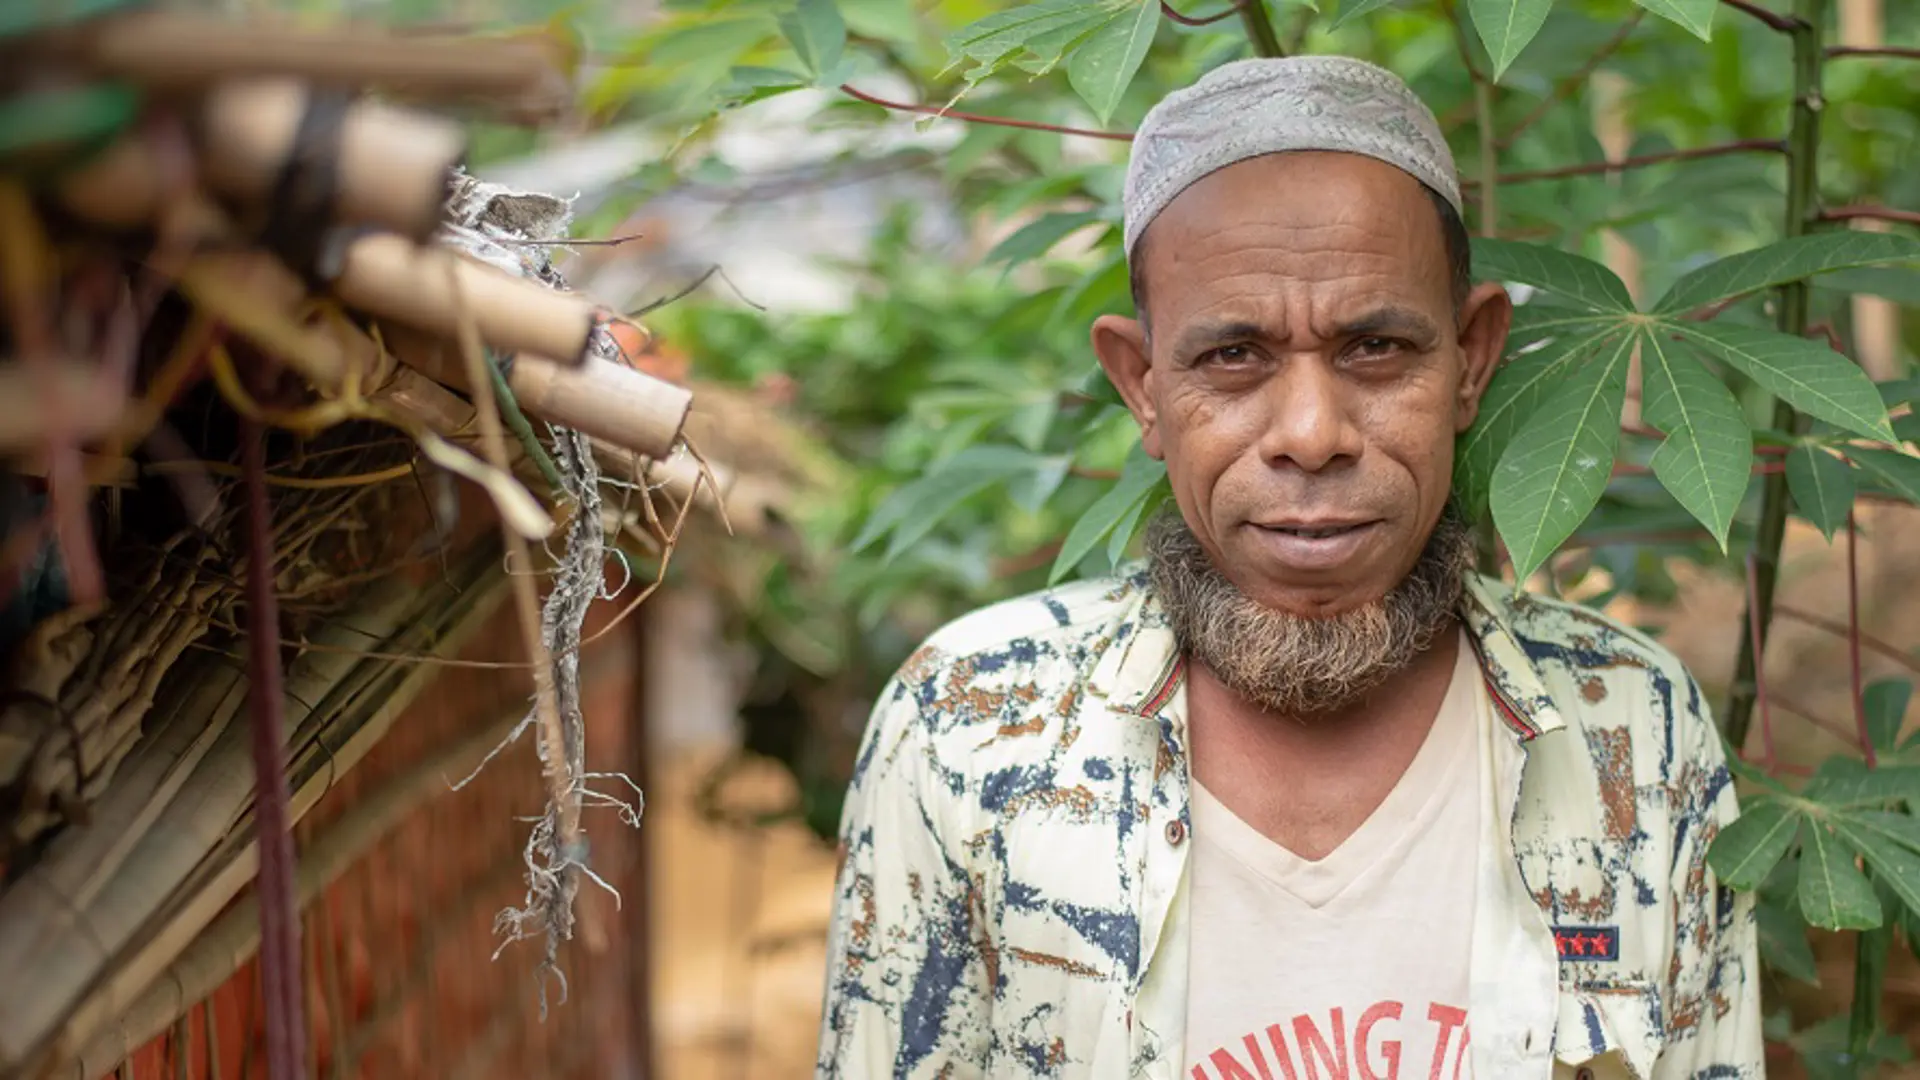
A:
[1453,282,1513,433]
[1091,314,1162,459]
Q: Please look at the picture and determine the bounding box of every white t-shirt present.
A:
[1183,632,1485,1080]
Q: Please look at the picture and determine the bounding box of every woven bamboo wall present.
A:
[95,583,649,1080]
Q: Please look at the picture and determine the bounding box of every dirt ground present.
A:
[649,506,1920,1078]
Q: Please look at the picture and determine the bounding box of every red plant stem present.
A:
[1827,45,1920,61]
[838,84,1134,141]
[1821,205,1920,227]
[1463,139,1786,188]
[1721,0,1802,31]
[1775,603,1920,675]
[1846,508,1875,767]
[1745,553,1778,767]
[242,412,308,1080]
[1160,0,1243,26]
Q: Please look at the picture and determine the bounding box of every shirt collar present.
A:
[1092,572,1568,741]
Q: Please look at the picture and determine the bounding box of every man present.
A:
[816,56,1761,1080]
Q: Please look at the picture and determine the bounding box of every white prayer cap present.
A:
[1123,56,1461,257]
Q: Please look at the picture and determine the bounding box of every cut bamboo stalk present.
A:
[385,326,690,459]
[0,544,505,1075]
[66,646,622,1077]
[41,546,511,1073]
[200,79,465,244]
[332,234,596,369]
[68,12,567,115]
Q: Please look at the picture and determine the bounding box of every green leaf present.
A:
[1472,239,1636,313]
[1673,322,1896,442]
[1836,809,1920,856]
[1467,0,1552,81]
[1851,447,1920,506]
[778,0,846,82]
[1831,818,1920,919]
[1756,897,1821,984]
[1329,0,1403,28]
[1630,0,1714,39]
[1638,329,1752,549]
[1066,0,1160,126]
[1798,819,1883,930]
[1490,333,1633,581]
[943,0,1109,88]
[986,210,1106,271]
[1805,757,1920,809]
[1866,679,1912,754]
[853,445,1040,555]
[1816,267,1920,308]
[1050,447,1167,584]
[1105,482,1157,566]
[1653,233,1920,316]
[1009,454,1074,513]
[839,0,921,45]
[1708,799,1800,890]
[1455,323,1620,519]
[1784,445,1855,541]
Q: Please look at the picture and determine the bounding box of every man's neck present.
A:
[1184,621,1463,860]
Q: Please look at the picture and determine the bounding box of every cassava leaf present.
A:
[1707,799,1800,890]
[1066,0,1160,125]
[1850,447,1920,506]
[778,0,846,82]
[1051,447,1167,584]
[1805,757,1920,809]
[1798,819,1883,930]
[1455,324,1622,520]
[1472,238,1636,312]
[1837,808,1920,856]
[1673,322,1896,442]
[1330,0,1403,27]
[1490,333,1633,582]
[1467,0,1552,80]
[1639,329,1752,549]
[986,210,1106,271]
[943,0,1110,87]
[1654,233,1920,316]
[1756,898,1821,984]
[1784,444,1856,540]
[1831,819,1920,920]
[1866,679,1913,755]
[1631,0,1714,39]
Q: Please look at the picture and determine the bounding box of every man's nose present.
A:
[1255,360,1364,472]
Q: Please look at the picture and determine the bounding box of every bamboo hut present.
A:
[0,8,771,1077]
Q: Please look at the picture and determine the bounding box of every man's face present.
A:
[1093,151,1511,618]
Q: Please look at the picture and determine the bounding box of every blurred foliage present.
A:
[558,0,1920,1067]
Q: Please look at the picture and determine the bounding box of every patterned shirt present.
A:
[816,570,1763,1079]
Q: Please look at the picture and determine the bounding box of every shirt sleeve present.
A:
[1653,679,1765,1079]
[815,674,994,1079]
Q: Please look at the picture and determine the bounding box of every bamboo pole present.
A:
[0,544,507,1075]
[64,11,567,118]
[333,234,597,369]
[65,639,621,1078]
[199,79,466,244]
[385,327,691,460]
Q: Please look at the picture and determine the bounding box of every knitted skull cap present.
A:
[1123,55,1461,257]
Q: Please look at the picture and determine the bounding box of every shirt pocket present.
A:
[1553,979,1663,1080]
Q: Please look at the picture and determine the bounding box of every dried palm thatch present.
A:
[0,8,724,1077]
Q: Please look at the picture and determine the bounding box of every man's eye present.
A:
[1350,336,1403,359]
[1199,345,1256,366]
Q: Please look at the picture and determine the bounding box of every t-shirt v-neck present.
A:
[1189,630,1482,909]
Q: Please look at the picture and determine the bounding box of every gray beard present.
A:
[1145,505,1474,717]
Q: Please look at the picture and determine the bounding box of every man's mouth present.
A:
[1261,524,1368,540]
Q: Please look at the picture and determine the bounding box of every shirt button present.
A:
[1165,819,1187,845]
